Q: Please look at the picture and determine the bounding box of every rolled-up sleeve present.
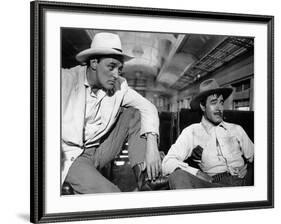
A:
[122,87,159,136]
[162,127,199,176]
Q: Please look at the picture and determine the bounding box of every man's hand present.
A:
[145,134,162,181]
[196,170,213,183]
[228,164,248,178]
[237,164,248,178]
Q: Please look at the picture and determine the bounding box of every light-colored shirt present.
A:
[162,116,254,176]
[84,78,106,147]
[61,65,160,184]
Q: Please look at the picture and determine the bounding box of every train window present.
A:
[233,99,250,111]
[235,85,243,92]
[232,79,251,92]
[244,81,250,90]
[231,78,253,111]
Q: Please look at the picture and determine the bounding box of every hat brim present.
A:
[190,87,233,111]
[76,47,134,64]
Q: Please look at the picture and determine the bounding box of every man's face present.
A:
[90,57,123,90]
[200,94,224,125]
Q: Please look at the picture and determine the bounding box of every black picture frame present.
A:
[30,1,274,223]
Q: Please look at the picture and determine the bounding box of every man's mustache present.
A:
[214,111,223,116]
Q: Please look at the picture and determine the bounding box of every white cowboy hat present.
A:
[76,32,133,63]
[190,79,233,110]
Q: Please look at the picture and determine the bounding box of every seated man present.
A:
[61,32,167,194]
[162,79,254,189]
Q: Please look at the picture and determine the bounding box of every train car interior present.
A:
[62,28,254,192]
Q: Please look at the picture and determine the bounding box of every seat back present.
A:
[178,109,254,171]
[178,109,254,142]
[159,112,177,154]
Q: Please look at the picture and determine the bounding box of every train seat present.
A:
[177,109,254,185]
[178,109,254,142]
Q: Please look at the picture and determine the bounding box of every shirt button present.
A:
[71,157,75,161]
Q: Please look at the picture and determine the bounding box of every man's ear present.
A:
[200,103,205,112]
[90,59,98,70]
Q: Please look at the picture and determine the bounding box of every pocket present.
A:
[219,136,241,155]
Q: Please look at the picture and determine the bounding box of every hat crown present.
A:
[199,79,220,93]
[190,78,233,110]
[76,32,133,63]
[90,32,123,52]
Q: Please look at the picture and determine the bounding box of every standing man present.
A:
[62,32,167,194]
[162,79,254,189]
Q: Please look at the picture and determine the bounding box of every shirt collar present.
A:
[84,68,106,99]
[201,116,227,133]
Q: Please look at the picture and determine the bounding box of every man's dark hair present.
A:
[199,96,207,115]
[86,56,102,67]
[200,97,207,108]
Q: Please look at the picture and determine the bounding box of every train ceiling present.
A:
[62,28,254,94]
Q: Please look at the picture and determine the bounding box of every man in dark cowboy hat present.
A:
[162,79,254,189]
[61,32,167,194]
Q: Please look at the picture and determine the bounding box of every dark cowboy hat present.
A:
[76,32,133,64]
[190,79,233,110]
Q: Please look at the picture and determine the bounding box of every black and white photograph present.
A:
[2,0,281,223]
[29,1,274,223]
[61,28,255,195]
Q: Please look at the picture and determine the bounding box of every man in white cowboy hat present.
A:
[61,32,168,194]
[162,78,254,189]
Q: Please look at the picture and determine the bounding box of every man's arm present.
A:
[162,127,199,176]
[233,125,254,179]
[238,125,254,162]
[145,133,162,180]
[122,87,159,136]
[61,68,74,113]
[122,87,160,180]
